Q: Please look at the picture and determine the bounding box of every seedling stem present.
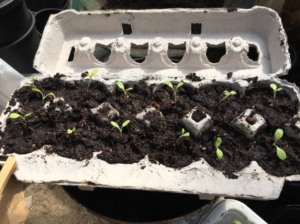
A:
[86,68,98,90]
[215,137,224,160]
[177,128,190,141]
[31,87,56,101]
[110,120,130,136]
[116,81,133,99]
[8,112,32,123]
[220,90,237,102]
[272,128,287,160]
[165,81,184,103]
[270,83,282,100]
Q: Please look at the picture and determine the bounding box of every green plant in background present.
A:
[116,81,133,99]
[215,137,224,160]
[31,87,56,101]
[67,127,76,135]
[165,81,184,103]
[110,120,130,136]
[273,128,287,160]
[220,90,237,102]
[270,83,282,99]
[177,128,190,141]
[8,112,32,123]
[86,68,98,90]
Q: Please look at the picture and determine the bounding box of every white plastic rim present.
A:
[198,199,268,224]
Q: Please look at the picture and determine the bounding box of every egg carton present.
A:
[1,7,299,200]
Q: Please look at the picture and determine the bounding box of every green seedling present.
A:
[86,68,98,90]
[24,77,37,87]
[215,137,224,160]
[273,128,287,160]
[165,81,184,103]
[32,87,56,101]
[177,128,190,141]
[220,90,237,102]
[67,127,76,135]
[232,220,242,224]
[8,112,32,123]
[110,120,130,136]
[116,81,133,99]
[270,83,282,99]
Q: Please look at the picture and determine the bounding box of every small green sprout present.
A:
[270,83,282,99]
[116,81,133,99]
[233,220,242,224]
[110,120,130,136]
[8,112,32,122]
[215,137,224,160]
[220,90,237,102]
[86,68,98,90]
[67,127,76,135]
[165,81,184,103]
[32,87,56,101]
[273,128,287,160]
[24,77,37,87]
[177,128,190,141]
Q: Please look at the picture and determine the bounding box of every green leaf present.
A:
[274,128,284,142]
[122,120,130,128]
[165,81,174,89]
[216,148,223,159]
[232,220,242,224]
[117,81,125,91]
[276,146,287,160]
[277,88,282,92]
[182,132,190,137]
[32,87,43,95]
[90,68,98,77]
[24,112,33,117]
[44,92,56,99]
[181,128,185,135]
[270,83,277,91]
[223,90,230,96]
[67,127,76,134]
[176,82,184,90]
[126,87,134,92]
[215,137,222,147]
[230,90,237,95]
[8,113,21,119]
[110,121,120,129]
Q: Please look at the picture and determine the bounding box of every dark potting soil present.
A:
[0,75,300,177]
[64,186,209,222]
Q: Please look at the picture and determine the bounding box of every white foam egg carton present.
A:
[1,7,299,200]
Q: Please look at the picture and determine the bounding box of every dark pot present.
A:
[0,0,32,47]
[0,11,40,74]
[35,8,61,37]
[64,187,209,224]
[25,0,70,12]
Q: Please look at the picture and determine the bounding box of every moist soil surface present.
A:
[1,75,300,177]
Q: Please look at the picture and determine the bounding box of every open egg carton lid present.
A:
[34,7,290,80]
[4,7,299,200]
